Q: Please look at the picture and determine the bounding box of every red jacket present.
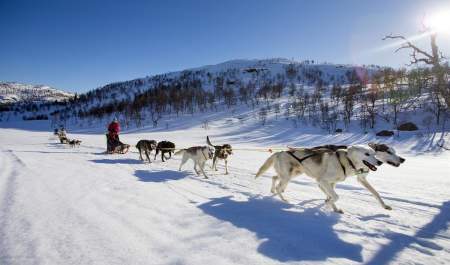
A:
[108,121,120,135]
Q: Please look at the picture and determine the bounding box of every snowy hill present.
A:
[0,82,74,104]
[0,108,449,264]
[7,58,383,123]
[86,58,380,103]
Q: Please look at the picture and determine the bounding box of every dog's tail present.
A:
[255,153,278,178]
[206,136,214,147]
[174,149,185,156]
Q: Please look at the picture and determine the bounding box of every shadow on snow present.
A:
[135,169,187,182]
[366,200,449,265]
[90,158,142,165]
[198,196,363,263]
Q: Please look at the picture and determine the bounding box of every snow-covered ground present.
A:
[0,113,449,264]
[0,82,73,104]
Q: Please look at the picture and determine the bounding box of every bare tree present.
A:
[383,27,449,122]
[258,107,268,126]
[151,111,161,128]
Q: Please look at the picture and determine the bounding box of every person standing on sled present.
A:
[107,117,121,153]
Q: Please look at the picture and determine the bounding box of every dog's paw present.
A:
[384,205,392,210]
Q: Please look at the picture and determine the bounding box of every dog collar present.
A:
[356,168,369,174]
[339,152,368,175]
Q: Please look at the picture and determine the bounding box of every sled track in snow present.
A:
[0,150,40,265]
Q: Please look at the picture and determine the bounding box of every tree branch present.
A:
[383,34,434,64]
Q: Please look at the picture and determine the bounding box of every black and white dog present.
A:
[154,141,176,162]
[206,136,233,174]
[136,140,157,162]
[68,139,82,147]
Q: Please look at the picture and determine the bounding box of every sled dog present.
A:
[154,141,175,162]
[206,136,233,174]
[115,143,130,154]
[255,144,404,213]
[68,139,82,147]
[136,140,157,162]
[175,146,214,178]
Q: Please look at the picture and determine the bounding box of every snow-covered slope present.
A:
[0,105,449,264]
[75,58,381,107]
[0,82,73,104]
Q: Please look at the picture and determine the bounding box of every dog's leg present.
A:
[138,148,143,160]
[318,183,332,203]
[154,149,158,160]
[279,177,291,193]
[318,181,343,213]
[270,176,279,193]
[211,156,218,171]
[193,162,200,175]
[357,175,392,210]
[179,155,188,171]
[275,177,289,202]
[145,150,151,163]
[224,159,229,175]
[161,151,165,162]
[199,161,208,179]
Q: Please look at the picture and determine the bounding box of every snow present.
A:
[0,110,449,264]
[0,82,73,104]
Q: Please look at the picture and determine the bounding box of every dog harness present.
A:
[336,151,368,175]
[286,151,319,164]
[201,149,209,161]
[336,151,351,175]
[288,150,366,176]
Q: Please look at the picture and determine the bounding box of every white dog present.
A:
[255,144,405,213]
[175,146,214,178]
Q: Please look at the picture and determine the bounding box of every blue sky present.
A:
[1,0,449,93]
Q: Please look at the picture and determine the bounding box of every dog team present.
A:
[136,136,232,179]
[134,135,405,214]
[54,121,406,214]
[54,126,82,147]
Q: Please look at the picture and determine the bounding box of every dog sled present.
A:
[56,128,69,144]
[106,133,130,154]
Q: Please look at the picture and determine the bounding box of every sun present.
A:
[424,10,450,34]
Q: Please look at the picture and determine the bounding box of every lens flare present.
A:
[424,10,450,34]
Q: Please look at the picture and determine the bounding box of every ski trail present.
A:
[0,150,40,265]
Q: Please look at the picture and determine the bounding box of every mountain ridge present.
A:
[0,81,74,104]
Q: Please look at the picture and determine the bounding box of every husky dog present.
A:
[256,145,391,213]
[68,139,82,147]
[311,144,405,167]
[175,146,214,178]
[368,143,405,167]
[206,136,233,174]
[115,143,130,154]
[154,141,175,162]
[136,140,157,162]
